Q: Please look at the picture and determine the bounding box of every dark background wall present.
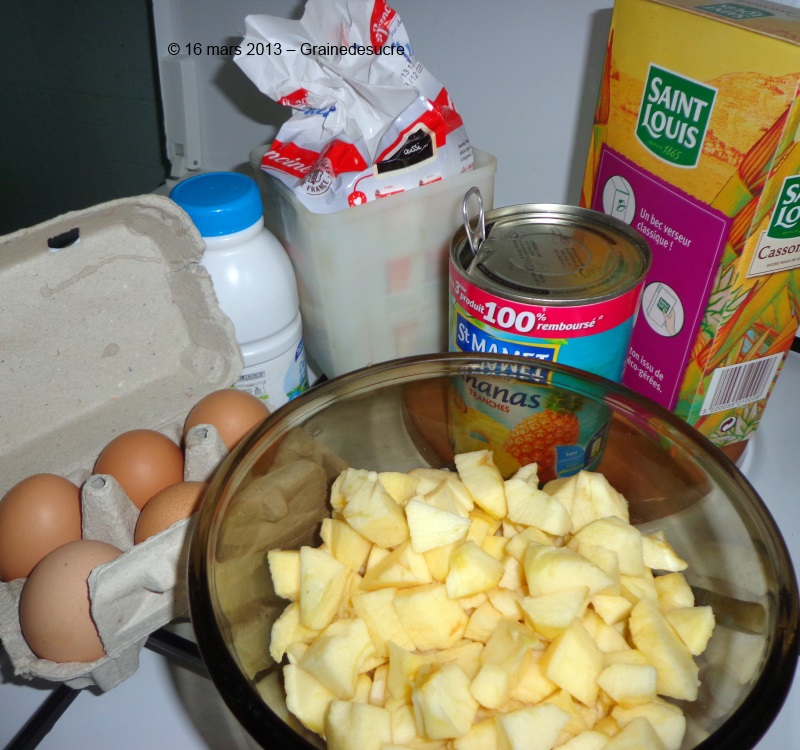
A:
[0,0,168,235]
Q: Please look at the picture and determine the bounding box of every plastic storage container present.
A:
[250,147,497,378]
[170,172,308,409]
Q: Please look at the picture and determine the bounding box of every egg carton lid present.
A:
[0,194,243,497]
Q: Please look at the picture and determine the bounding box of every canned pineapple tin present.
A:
[447,193,650,482]
[449,192,651,382]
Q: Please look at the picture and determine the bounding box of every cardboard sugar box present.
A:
[582,0,800,457]
[0,195,242,690]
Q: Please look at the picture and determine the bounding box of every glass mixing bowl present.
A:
[188,354,798,750]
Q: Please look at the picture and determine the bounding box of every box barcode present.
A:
[699,353,783,415]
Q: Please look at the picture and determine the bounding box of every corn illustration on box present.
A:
[582,0,800,453]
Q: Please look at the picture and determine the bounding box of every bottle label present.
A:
[235,338,309,409]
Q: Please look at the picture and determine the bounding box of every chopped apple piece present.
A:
[542,473,578,514]
[498,555,525,591]
[591,592,633,626]
[621,568,658,604]
[482,533,510,561]
[406,498,472,553]
[641,532,688,572]
[486,587,524,620]
[504,477,572,536]
[466,507,500,546]
[593,714,621,737]
[603,648,645,665]
[511,462,540,486]
[524,545,615,598]
[540,619,604,707]
[320,518,372,572]
[611,698,686,750]
[597,662,657,707]
[270,602,318,662]
[544,688,595,736]
[504,526,555,562]
[664,606,715,656]
[602,716,666,750]
[354,672,374,702]
[378,471,420,505]
[628,599,699,701]
[569,471,629,532]
[581,609,629,653]
[412,663,478,739]
[423,542,456,582]
[325,699,392,750]
[520,587,590,641]
[387,641,424,701]
[508,652,556,704]
[343,476,409,548]
[446,540,505,599]
[495,702,571,750]
[337,570,363,619]
[300,618,376,700]
[653,571,694,612]
[299,546,348,631]
[330,468,379,513]
[569,540,620,589]
[556,730,610,750]
[453,718,499,750]
[388,700,422,745]
[458,591,488,611]
[369,663,389,706]
[394,583,469,651]
[573,517,645,576]
[283,663,335,736]
[470,662,511,709]
[365,544,390,571]
[361,541,432,591]
[267,548,300,600]
[482,618,540,657]
[423,474,476,516]
[285,640,309,664]
[465,599,504,644]
[425,640,484,681]
[455,450,507,519]
[479,619,540,691]
[351,588,415,656]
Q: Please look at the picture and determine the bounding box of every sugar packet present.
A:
[234,0,474,212]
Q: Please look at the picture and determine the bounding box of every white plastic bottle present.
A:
[170,171,308,409]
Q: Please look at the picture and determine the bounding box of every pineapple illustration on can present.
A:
[446,367,610,482]
[447,194,650,480]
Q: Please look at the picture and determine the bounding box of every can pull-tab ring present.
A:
[462,186,486,258]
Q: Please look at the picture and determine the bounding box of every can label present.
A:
[449,265,645,383]
[446,364,610,483]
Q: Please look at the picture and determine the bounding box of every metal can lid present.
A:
[452,203,651,306]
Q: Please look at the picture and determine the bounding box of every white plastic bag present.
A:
[235,0,474,212]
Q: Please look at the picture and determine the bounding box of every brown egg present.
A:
[184,389,270,451]
[134,481,208,543]
[19,539,122,663]
[0,474,82,582]
[94,429,184,510]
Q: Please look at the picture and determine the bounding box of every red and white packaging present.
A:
[234,0,474,213]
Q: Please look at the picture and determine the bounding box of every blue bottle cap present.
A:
[169,172,263,237]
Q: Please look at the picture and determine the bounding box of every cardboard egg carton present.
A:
[0,195,243,691]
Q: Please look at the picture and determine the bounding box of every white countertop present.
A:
[2,351,798,750]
